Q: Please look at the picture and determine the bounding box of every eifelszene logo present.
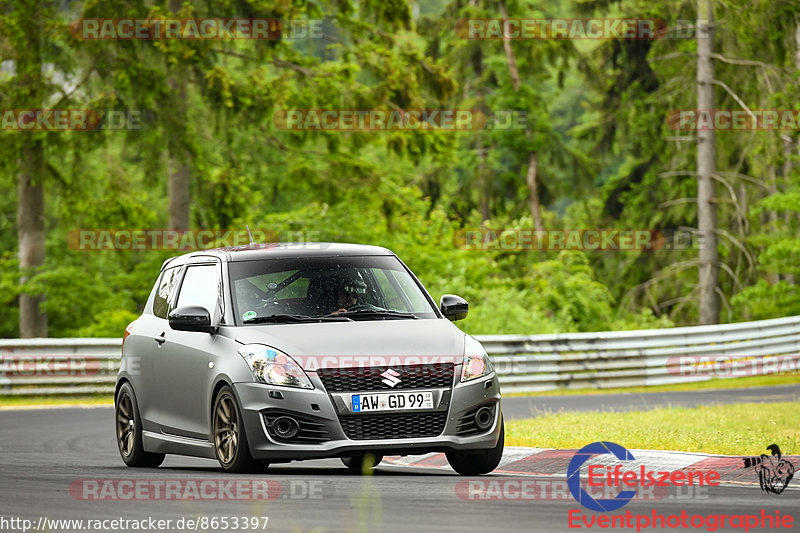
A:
[567,441,720,513]
[743,444,796,495]
[567,441,637,512]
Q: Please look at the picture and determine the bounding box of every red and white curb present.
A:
[384,447,800,489]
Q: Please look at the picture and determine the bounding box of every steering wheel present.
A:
[327,304,384,316]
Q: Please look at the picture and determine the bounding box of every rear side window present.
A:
[175,264,220,315]
[153,267,181,319]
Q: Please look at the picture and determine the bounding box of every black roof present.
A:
[162,242,394,269]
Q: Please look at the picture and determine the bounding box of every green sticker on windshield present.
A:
[242,311,257,321]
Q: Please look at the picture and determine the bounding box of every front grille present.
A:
[317,364,455,392]
[262,411,331,444]
[339,412,448,440]
[455,402,496,436]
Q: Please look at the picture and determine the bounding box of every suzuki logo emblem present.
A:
[380,368,401,388]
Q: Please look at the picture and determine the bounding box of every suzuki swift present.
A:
[116,243,503,474]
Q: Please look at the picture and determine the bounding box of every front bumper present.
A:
[233,371,502,461]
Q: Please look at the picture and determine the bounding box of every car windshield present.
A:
[228,255,438,324]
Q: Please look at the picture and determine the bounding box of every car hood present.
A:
[233,319,465,370]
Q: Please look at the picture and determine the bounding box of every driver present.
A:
[331,272,367,314]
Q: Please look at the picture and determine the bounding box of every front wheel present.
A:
[446,420,504,475]
[213,386,265,473]
[115,382,165,468]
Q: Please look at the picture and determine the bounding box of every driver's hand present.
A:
[332,308,348,315]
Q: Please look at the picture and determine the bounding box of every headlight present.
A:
[461,335,493,382]
[237,344,313,389]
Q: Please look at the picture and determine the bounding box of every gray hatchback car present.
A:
[116,243,503,474]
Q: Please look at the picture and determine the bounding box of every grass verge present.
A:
[505,401,799,455]
[503,373,800,397]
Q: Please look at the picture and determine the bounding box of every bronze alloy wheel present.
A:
[115,382,165,468]
[214,392,240,465]
[212,387,264,473]
[116,391,135,457]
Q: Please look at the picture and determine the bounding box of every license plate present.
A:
[351,391,434,413]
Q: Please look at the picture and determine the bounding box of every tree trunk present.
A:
[471,37,489,221]
[477,142,490,221]
[16,3,47,338]
[697,0,719,324]
[18,141,47,338]
[500,1,543,231]
[766,165,778,284]
[786,18,800,283]
[796,15,800,72]
[168,0,190,231]
[525,152,544,231]
[794,17,800,257]
[168,154,191,230]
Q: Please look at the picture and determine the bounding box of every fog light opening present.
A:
[272,416,300,440]
[474,406,494,431]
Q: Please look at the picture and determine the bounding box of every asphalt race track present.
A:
[1,399,798,533]
[501,383,800,418]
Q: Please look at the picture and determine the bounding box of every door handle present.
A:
[154,332,166,346]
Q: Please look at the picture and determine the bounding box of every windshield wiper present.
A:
[243,314,352,324]
[333,310,418,320]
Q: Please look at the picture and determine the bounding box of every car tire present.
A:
[341,453,384,473]
[446,419,504,476]
[212,385,265,473]
[116,382,166,468]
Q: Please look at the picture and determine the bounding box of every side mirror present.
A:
[169,306,217,333]
[440,294,469,321]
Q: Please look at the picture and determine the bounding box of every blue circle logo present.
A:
[566,441,637,512]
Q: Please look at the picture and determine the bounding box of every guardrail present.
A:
[0,338,120,396]
[1,315,799,395]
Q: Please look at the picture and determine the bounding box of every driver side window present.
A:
[153,267,181,319]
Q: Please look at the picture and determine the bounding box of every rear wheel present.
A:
[213,386,265,473]
[446,419,504,475]
[341,453,384,473]
[115,382,165,468]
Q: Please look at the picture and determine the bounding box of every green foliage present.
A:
[732,281,800,321]
[0,254,21,337]
[0,0,796,337]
